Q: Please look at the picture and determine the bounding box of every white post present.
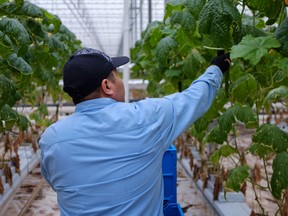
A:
[123,0,131,103]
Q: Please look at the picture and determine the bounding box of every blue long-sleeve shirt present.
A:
[39,65,223,216]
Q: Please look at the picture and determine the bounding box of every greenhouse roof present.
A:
[29,0,165,57]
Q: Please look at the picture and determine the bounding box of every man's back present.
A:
[40,98,174,215]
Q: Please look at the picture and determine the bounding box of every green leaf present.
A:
[198,0,241,49]
[271,152,288,199]
[42,8,62,32]
[46,34,65,52]
[15,0,24,8]
[7,53,33,75]
[59,24,77,41]
[275,17,288,57]
[249,143,273,158]
[165,69,181,78]
[211,144,238,165]
[206,125,226,144]
[1,104,18,130]
[183,0,206,19]
[182,50,203,80]
[273,58,288,82]
[142,21,163,52]
[230,74,258,103]
[0,17,30,49]
[252,124,288,153]
[0,74,21,107]
[226,166,250,192]
[230,35,281,65]
[38,104,49,117]
[22,18,46,39]
[16,1,43,17]
[17,114,30,131]
[207,105,258,144]
[170,9,196,36]
[164,3,183,21]
[240,24,267,38]
[246,0,283,25]
[265,86,288,103]
[155,36,178,65]
[0,34,14,58]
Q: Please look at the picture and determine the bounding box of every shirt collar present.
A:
[75,98,117,112]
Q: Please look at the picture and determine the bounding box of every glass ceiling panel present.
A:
[29,0,165,57]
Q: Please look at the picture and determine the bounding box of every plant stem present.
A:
[263,159,272,192]
[249,176,265,214]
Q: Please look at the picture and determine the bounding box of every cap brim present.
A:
[111,56,130,68]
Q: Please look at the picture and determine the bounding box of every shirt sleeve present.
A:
[157,65,223,148]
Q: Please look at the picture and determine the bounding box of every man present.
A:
[39,48,230,216]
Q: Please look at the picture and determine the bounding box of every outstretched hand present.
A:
[210,53,231,73]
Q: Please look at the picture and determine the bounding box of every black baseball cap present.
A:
[63,48,130,102]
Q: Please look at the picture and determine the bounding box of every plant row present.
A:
[130,0,288,214]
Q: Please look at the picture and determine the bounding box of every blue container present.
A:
[162,145,177,203]
[163,203,184,216]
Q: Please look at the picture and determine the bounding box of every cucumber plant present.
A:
[0,0,81,132]
[0,0,81,191]
[131,0,288,214]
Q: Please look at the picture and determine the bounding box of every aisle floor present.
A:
[4,162,215,216]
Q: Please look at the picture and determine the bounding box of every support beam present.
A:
[148,0,152,23]
[123,0,131,103]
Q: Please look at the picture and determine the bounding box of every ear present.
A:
[100,79,113,96]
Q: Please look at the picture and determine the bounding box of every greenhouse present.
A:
[0,0,288,215]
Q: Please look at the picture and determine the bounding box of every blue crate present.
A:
[162,144,177,203]
[163,203,184,216]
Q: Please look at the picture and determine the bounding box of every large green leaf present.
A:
[183,0,206,19]
[271,152,288,199]
[0,17,30,49]
[170,9,196,36]
[7,53,32,75]
[275,17,288,57]
[264,86,288,103]
[252,124,288,154]
[164,3,183,21]
[16,1,43,17]
[155,36,178,65]
[230,35,281,66]
[246,0,283,25]
[211,144,238,165]
[226,166,250,192]
[207,105,258,144]
[198,0,241,49]
[230,74,258,104]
